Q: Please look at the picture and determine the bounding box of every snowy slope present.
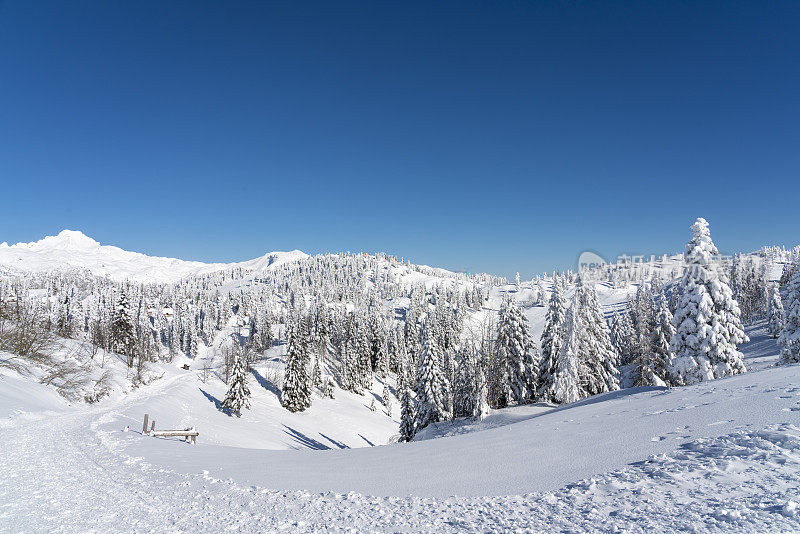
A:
[0,369,70,428]
[0,230,308,283]
[1,350,798,532]
[108,362,799,498]
[109,359,400,451]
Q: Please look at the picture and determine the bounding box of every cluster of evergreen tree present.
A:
[605,219,755,388]
[3,219,796,441]
[730,253,768,324]
[606,281,676,387]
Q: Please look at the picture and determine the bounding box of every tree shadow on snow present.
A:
[318,432,350,449]
[250,368,280,397]
[546,386,669,416]
[199,388,231,416]
[358,434,375,447]
[283,425,331,450]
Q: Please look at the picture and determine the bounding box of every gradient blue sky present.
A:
[1,1,798,278]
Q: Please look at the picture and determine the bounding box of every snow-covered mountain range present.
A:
[0,230,308,283]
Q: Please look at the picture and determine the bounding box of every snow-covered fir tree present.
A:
[545,277,619,403]
[452,343,477,418]
[111,290,135,361]
[778,266,800,364]
[536,278,566,402]
[549,293,583,404]
[398,385,415,442]
[414,324,449,431]
[382,381,392,416]
[188,325,198,358]
[281,321,312,412]
[670,218,748,385]
[495,298,535,407]
[220,348,251,417]
[311,354,322,389]
[633,293,673,387]
[631,281,654,362]
[356,321,373,391]
[766,283,785,339]
[609,309,637,366]
[781,256,798,287]
[474,361,490,420]
[573,277,619,396]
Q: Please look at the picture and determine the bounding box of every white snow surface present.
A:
[1,356,799,532]
[0,229,308,282]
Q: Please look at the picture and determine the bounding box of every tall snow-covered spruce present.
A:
[633,293,673,387]
[573,276,619,396]
[452,342,488,419]
[398,385,415,442]
[495,298,536,406]
[546,276,619,403]
[766,282,785,339]
[778,265,800,364]
[220,349,251,417]
[550,292,583,404]
[413,324,449,432]
[669,218,748,385]
[110,290,135,360]
[609,310,637,367]
[536,278,566,402]
[281,321,312,412]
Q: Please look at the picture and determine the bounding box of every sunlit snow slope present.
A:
[0,230,307,283]
[1,333,798,532]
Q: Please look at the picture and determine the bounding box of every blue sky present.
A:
[1,1,798,278]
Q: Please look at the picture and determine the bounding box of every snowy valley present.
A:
[1,220,799,532]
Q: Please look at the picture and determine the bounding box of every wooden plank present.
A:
[150,430,199,437]
[142,414,149,434]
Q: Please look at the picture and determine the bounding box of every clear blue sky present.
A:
[1,1,798,278]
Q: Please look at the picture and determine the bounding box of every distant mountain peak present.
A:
[0,230,309,283]
[52,229,101,248]
[14,229,101,251]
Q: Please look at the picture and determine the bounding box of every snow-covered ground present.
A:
[1,325,798,532]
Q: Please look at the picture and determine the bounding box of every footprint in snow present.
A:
[707,420,734,426]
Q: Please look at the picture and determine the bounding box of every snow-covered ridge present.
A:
[0,230,308,283]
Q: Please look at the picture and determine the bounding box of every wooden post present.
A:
[151,421,156,432]
[142,414,149,434]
